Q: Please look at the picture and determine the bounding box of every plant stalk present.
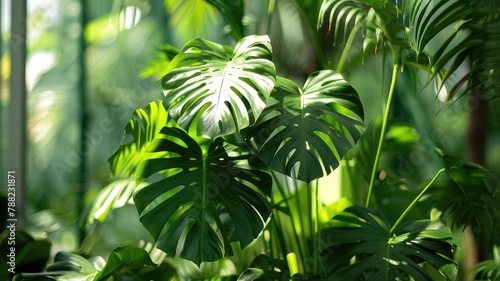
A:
[336,23,363,73]
[365,63,399,208]
[389,168,446,235]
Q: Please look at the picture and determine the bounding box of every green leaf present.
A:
[108,100,169,177]
[162,35,276,139]
[320,206,457,281]
[164,0,221,42]
[347,119,421,181]
[238,255,325,281]
[14,246,176,281]
[244,71,363,182]
[238,255,291,281]
[318,0,404,71]
[205,0,245,40]
[433,151,500,240]
[94,246,175,280]
[84,179,147,229]
[140,44,180,80]
[134,127,272,265]
[469,245,500,281]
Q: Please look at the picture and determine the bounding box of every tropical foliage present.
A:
[4,0,500,280]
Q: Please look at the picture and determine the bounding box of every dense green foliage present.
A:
[3,0,500,280]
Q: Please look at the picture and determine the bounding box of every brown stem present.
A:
[464,78,488,280]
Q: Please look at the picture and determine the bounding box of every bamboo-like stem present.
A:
[272,171,305,273]
[365,63,399,208]
[336,23,363,73]
[292,0,328,69]
[389,168,446,235]
[266,0,276,36]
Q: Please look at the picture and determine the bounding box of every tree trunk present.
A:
[464,80,488,280]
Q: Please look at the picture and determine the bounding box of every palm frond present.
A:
[318,0,404,72]
[407,0,500,110]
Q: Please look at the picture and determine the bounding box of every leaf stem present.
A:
[337,23,363,73]
[390,168,446,235]
[365,63,399,208]
[266,0,276,36]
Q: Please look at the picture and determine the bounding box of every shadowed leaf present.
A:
[320,206,457,281]
[134,127,272,265]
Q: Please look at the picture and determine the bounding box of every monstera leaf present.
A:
[320,206,457,281]
[162,35,276,139]
[244,71,364,182]
[109,100,169,177]
[134,127,272,265]
[433,151,500,240]
[205,0,245,40]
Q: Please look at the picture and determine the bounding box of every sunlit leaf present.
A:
[84,178,147,229]
[318,0,404,72]
[13,251,100,281]
[245,70,363,182]
[432,150,500,240]
[162,35,276,139]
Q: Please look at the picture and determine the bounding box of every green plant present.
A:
[14,0,500,280]
[100,0,500,279]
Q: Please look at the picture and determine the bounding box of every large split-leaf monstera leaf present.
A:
[244,70,364,182]
[320,206,457,281]
[162,35,276,139]
[134,127,272,265]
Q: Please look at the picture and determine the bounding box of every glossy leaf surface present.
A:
[135,127,272,265]
[245,71,363,182]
